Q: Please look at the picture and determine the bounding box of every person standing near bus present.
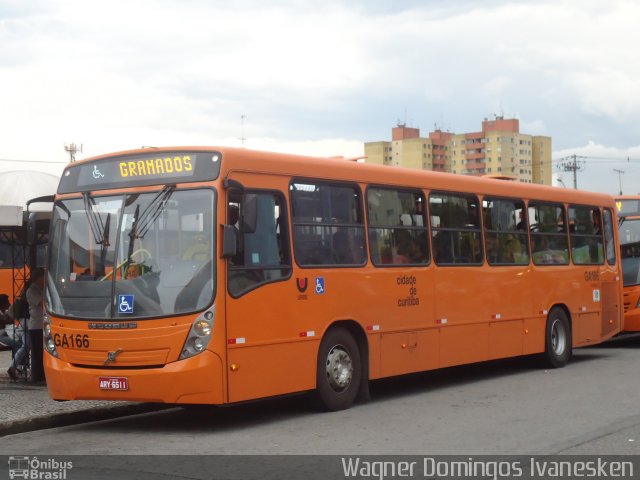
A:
[26,268,45,383]
[0,294,14,350]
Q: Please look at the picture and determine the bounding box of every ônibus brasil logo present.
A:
[8,456,73,479]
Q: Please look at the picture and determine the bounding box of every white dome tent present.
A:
[0,171,60,226]
[0,170,59,303]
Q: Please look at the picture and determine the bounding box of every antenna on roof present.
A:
[64,143,82,163]
[239,115,247,147]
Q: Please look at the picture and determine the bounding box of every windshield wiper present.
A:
[131,185,175,239]
[97,213,111,276]
[82,193,105,245]
[124,185,175,269]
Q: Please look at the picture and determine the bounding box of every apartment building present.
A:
[364,117,552,185]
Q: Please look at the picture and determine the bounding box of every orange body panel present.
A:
[622,284,640,331]
[46,349,224,404]
[614,196,640,332]
[0,268,13,302]
[0,266,28,303]
[44,146,624,406]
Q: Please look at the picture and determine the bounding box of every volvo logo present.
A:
[104,348,123,366]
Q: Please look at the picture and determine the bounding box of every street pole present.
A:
[613,168,625,195]
[557,154,585,189]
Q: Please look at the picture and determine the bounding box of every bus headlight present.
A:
[636,297,640,309]
[193,337,206,352]
[43,313,59,358]
[194,320,212,337]
[180,306,215,360]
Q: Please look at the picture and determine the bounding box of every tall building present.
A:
[364,117,552,185]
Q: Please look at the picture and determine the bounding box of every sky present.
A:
[2,0,640,194]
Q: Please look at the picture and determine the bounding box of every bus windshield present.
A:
[619,217,640,287]
[47,188,215,319]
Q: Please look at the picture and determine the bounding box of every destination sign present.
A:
[58,150,221,194]
[615,199,640,217]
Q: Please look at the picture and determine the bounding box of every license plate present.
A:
[98,377,129,391]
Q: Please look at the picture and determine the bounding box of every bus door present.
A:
[222,178,309,403]
[568,205,620,343]
[600,208,621,337]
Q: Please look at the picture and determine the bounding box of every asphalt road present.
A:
[2,334,640,457]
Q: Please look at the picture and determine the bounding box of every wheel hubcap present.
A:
[550,318,566,356]
[326,345,353,392]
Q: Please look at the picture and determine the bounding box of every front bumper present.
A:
[45,349,225,404]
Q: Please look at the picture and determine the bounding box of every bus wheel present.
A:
[543,308,572,368]
[315,327,361,411]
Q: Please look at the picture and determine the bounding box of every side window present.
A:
[429,192,483,265]
[0,242,25,269]
[228,190,291,297]
[603,208,616,265]
[290,181,366,267]
[529,202,569,265]
[367,188,429,266]
[483,198,530,265]
[568,205,604,265]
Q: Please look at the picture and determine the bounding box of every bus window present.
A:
[0,242,25,269]
[48,189,215,318]
[228,191,291,297]
[367,187,428,266]
[618,216,640,286]
[603,208,616,265]
[529,202,569,265]
[568,205,604,265]
[290,181,366,267]
[483,198,530,265]
[429,192,483,265]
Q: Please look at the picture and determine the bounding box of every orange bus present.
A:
[44,147,622,410]
[0,241,23,303]
[615,196,640,331]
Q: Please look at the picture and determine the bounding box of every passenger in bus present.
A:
[395,229,425,264]
[503,234,524,263]
[181,235,210,261]
[516,211,526,231]
[228,204,240,227]
[432,230,453,263]
[592,210,602,235]
[125,263,141,279]
[332,228,363,264]
[389,230,410,264]
[532,236,567,264]
[226,204,245,267]
[484,233,499,263]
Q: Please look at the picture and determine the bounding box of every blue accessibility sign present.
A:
[118,294,134,314]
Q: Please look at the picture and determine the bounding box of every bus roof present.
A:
[72,146,615,207]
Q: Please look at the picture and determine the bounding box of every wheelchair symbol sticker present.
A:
[92,165,105,179]
[315,277,325,295]
[118,295,134,314]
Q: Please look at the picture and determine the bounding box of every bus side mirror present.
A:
[27,212,38,246]
[221,225,238,258]
[241,194,258,234]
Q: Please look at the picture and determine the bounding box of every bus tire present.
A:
[315,327,361,411]
[543,308,572,368]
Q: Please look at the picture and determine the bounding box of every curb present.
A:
[0,403,172,437]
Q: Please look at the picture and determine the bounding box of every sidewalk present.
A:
[0,350,164,436]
